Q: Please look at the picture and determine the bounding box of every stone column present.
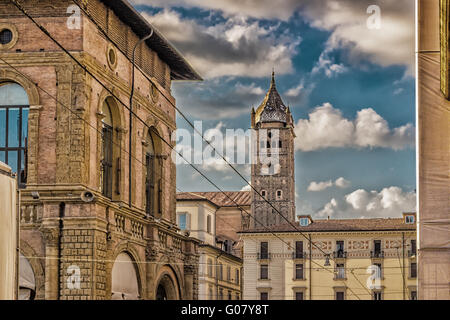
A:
[40,227,60,300]
[26,105,42,186]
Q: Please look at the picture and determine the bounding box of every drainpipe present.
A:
[129,30,153,208]
[309,234,312,300]
[58,202,65,299]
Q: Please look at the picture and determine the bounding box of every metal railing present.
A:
[257,252,271,260]
[333,250,347,259]
[292,252,306,259]
[370,250,384,258]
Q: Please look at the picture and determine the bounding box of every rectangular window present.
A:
[218,263,223,281]
[219,289,223,300]
[260,242,268,259]
[295,264,304,280]
[227,266,231,281]
[336,241,345,257]
[410,263,417,278]
[295,241,303,258]
[260,292,268,300]
[295,292,304,300]
[178,213,187,230]
[260,264,268,280]
[336,264,345,279]
[374,263,382,279]
[411,240,416,255]
[299,218,309,226]
[228,291,232,300]
[236,269,240,285]
[374,240,381,253]
[410,291,417,300]
[207,215,211,233]
[336,292,345,300]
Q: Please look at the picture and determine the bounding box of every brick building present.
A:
[0,0,201,300]
[250,72,296,228]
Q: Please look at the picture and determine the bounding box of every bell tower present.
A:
[250,72,296,228]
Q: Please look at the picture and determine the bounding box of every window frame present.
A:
[260,264,269,280]
[335,291,345,300]
[295,291,304,300]
[410,262,417,278]
[0,104,29,187]
[295,263,304,280]
[299,218,309,227]
[295,241,304,259]
[260,241,269,259]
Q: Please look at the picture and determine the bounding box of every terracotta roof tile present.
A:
[241,217,416,233]
[177,191,251,207]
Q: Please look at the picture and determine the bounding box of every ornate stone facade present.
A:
[0,0,201,300]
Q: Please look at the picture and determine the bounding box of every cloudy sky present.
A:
[131,0,416,219]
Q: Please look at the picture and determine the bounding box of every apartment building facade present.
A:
[176,192,246,300]
[240,213,417,300]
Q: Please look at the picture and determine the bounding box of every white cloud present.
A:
[312,48,348,78]
[142,9,299,78]
[393,88,404,95]
[175,121,253,174]
[335,177,351,188]
[307,180,333,192]
[316,186,416,219]
[135,0,414,74]
[294,103,415,151]
[285,82,305,97]
[241,185,251,191]
[132,0,302,20]
[235,83,265,96]
[173,79,265,119]
[308,177,351,192]
[300,0,415,75]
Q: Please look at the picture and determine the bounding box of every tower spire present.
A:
[271,69,276,87]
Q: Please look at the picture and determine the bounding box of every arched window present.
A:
[261,190,267,199]
[0,82,29,187]
[111,252,140,300]
[144,128,163,216]
[276,190,283,200]
[101,99,114,198]
[19,253,35,300]
[100,97,122,199]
